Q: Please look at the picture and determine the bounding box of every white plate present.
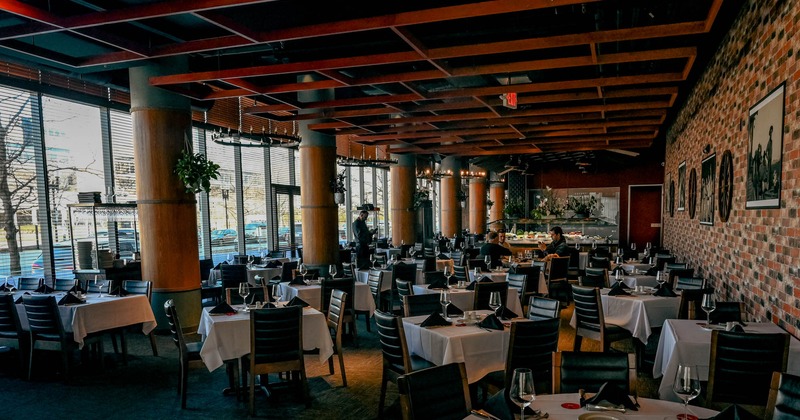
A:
[578,413,626,420]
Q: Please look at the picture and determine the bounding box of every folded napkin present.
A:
[209,302,237,315]
[287,296,309,307]
[213,261,228,270]
[34,284,54,294]
[645,266,659,276]
[427,280,448,289]
[437,253,449,259]
[607,283,630,296]
[499,307,518,320]
[420,311,451,327]
[581,382,638,411]
[262,302,277,309]
[58,293,86,306]
[1,284,15,292]
[611,266,627,276]
[447,304,464,316]
[465,276,493,290]
[730,324,745,333]
[289,276,306,285]
[67,283,86,295]
[477,313,504,330]
[14,292,31,304]
[652,284,677,297]
[265,261,281,268]
[465,281,477,290]
[108,282,129,296]
[709,404,760,420]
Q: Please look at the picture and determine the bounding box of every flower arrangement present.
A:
[567,194,602,216]
[535,186,564,217]
[504,197,525,218]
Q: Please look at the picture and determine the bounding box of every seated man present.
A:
[479,231,513,269]
[538,226,570,261]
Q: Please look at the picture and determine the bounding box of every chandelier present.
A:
[460,169,487,180]
[211,97,301,148]
[337,147,396,168]
[416,167,453,180]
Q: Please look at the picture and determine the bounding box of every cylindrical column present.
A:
[298,76,338,273]
[440,156,461,237]
[469,166,487,234]
[130,57,200,331]
[390,154,416,245]
[490,179,505,232]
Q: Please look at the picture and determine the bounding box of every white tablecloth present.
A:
[569,289,680,343]
[465,393,718,419]
[468,271,508,283]
[197,306,333,372]
[411,285,523,317]
[355,268,394,291]
[279,282,376,316]
[653,319,800,401]
[15,293,156,348]
[208,266,283,286]
[613,274,659,288]
[614,261,653,273]
[403,310,516,383]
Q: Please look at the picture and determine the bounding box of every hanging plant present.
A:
[486,198,494,208]
[174,143,220,194]
[456,189,467,202]
[413,187,430,210]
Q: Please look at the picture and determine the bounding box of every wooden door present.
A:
[628,185,662,248]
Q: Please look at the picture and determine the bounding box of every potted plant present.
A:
[536,186,565,218]
[567,194,601,218]
[486,198,494,208]
[456,189,467,208]
[413,187,430,210]
[174,147,220,194]
[331,171,347,204]
[504,197,524,218]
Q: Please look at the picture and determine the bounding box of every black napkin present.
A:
[465,281,477,290]
[582,382,638,411]
[1,284,15,292]
[262,302,277,309]
[709,404,760,420]
[108,281,129,296]
[14,292,31,304]
[420,311,451,327]
[611,266,627,276]
[653,284,677,297]
[287,296,309,307]
[67,282,86,295]
[466,276,493,290]
[266,261,281,268]
[607,283,630,296]
[213,261,228,270]
[428,280,448,289]
[499,307,518,320]
[447,304,464,316]
[437,253,449,259]
[34,284,54,294]
[645,266,658,276]
[477,313,504,330]
[730,324,745,333]
[209,302,237,314]
[289,276,306,285]
[58,293,86,306]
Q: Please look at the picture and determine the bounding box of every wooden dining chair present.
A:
[580,267,607,288]
[552,351,637,394]
[0,294,24,374]
[398,363,471,420]
[667,268,694,288]
[506,273,529,309]
[546,256,571,304]
[367,268,386,313]
[709,301,744,324]
[163,299,204,409]
[765,371,800,420]
[326,289,348,387]
[321,277,359,345]
[243,306,309,415]
[473,281,509,312]
[707,330,790,416]
[452,264,469,284]
[526,296,560,321]
[677,287,714,319]
[588,256,610,270]
[571,285,632,352]
[675,276,705,290]
[402,294,441,317]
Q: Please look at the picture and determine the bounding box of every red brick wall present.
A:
[664,0,800,335]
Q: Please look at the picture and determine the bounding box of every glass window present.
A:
[363,167,374,205]
[350,167,361,209]
[241,147,268,255]
[109,110,135,202]
[271,148,291,185]
[337,164,348,246]
[206,131,237,260]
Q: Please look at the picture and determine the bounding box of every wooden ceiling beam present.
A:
[357,126,518,142]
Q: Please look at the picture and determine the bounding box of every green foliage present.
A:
[504,197,524,218]
[456,189,467,202]
[413,187,430,210]
[174,149,220,194]
[331,171,347,193]
[567,195,601,215]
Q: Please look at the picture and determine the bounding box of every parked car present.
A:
[210,228,237,246]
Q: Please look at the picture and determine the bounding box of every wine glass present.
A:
[439,290,451,320]
[592,241,597,250]
[473,266,481,281]
[247,255,254,268]
[484,255,492,270]
[630,243,637,254]
[509,368,536,420]
[435,245,440,256]
[239,283,250,311]
[488,291,502,317]
[299,263,308,280]
[656,271,665,289]
[614,269,623,287]
[370,254,376,268]
[227,253,234,264]
[673,364,701,420]
[443,265,452,285]
[272,284,282,305]
[701,293,717,327]
[329,264,338,278]
[94,275,104,298]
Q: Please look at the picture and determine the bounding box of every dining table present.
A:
[13,291,156,348]
[470,269,549,296]
[411,284,523,317]
[402,310,521,384]
[196,305,333,372]
[207,264,283,286]
[464,393,719,419]
[569,288,681,343]
[653,318,800,401]
[278,281,376,316]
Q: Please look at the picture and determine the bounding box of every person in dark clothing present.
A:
[353,210,374,269]
[538,226,569,261]
[479,231,512,269]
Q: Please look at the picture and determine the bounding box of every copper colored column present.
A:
[469,174,487,234]
[440,156,461,237]
[390,154,416,245]
[490,181,505,232]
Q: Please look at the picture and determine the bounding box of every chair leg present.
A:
[148,332,158,356]
[301,368,311,408]
[378,371,388,416]
[249,367,256,416]
[573,335,583,352]
[180,361,188,409]
[328,355,335,375]
[27,338,34,381]
[120,331,127,365]
[338,352,347,387]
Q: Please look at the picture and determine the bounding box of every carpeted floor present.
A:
[0,305,663,419]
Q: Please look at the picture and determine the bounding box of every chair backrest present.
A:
[678,288,714,320]
[122,280,152,300]
[367,269,383,302]
[473,281,509,311]
[667,268,694,288]
[199,258,214,281]
[766,371,800,420]
[566,247,580,269]
[321,277,355,314]
[398,363,471,420]
[709,301,744,324]
[374,253,388,267]
[402,294,441,317]
[505,318,560,394]
[655,254,675,271]
[54,278,78,291]
[226,286,268,306]
[392,262,417,283]
[281,261,298,282]
[591,246,611,258]
[163,299,189,360]
[527,296,560,321]
[86,278,109,293]
[374,310,411,372]
[342,263,355,278]
[675,276,705,290]
[251,306,303,365]
[22,295,64,339]
[581,267,607,288]
[571,285,605,333]
[449,251,464,266]
[547,256,570,282]
[708,330,790,407]
[220,264,248,289]
[665,262,688,270]
[396,279,413,298]
[424,271,447,285]
[0,294,21,339]
[422,248,435,259]
[511,265,541,298]
[506,273,527,291]
[553,351,636,394]
[452,265,468,283]
[327,289,347,334]
[588,256,610,269]
[17,277,41,291]
[467,258,487,271]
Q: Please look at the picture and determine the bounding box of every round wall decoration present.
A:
[688,168,697,219]
[669,179,675,217]
[718,150,733,222]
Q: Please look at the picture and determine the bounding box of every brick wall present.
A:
[664,0,800,335]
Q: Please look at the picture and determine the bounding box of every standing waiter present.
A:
[353,210,374,269]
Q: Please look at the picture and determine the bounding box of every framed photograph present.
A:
[677,161,686,211]
[700,154,716,225]
[746,82,785,209]
[664,172,671,214]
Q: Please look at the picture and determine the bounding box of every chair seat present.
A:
[389,355,435,374]
[186,342,203,359]
[0,331,18,339]
[605,323,633,340]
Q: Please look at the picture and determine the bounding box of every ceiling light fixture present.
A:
[211,97,301,148]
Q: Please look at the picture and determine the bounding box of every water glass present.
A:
[239,283,250,311]
[510,368,536,420]
[701,293,717,326]
[329,264,337,278]
[272,284,282,304]
[673,364,700,420]
[488,291,502,317]
[439,290,451,320]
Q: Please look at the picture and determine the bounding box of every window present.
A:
[206,131,237,259]
[109,110,135,202]
[241,147,268,254]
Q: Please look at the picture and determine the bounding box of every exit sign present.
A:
[501,92,517,109]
